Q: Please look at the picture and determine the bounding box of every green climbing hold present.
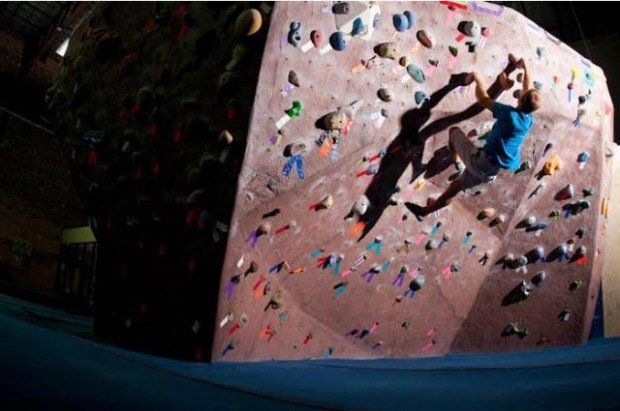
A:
[449,46,458,57]
[406,64,425,84]
[285,101,302,118]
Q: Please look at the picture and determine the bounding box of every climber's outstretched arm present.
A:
[472,72,494,111]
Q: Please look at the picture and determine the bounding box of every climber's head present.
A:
[517,89,542,114]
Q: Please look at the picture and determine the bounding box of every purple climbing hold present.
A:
[330,31,347,51]
[373,12,381,29]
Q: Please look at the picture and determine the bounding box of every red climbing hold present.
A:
[311,30,322,48]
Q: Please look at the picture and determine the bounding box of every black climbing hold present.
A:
[288,22,302,47]
[332,2,349,14]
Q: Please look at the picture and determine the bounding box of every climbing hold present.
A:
[477,207,496,220]
[351,18,365,37]
[288,22,302,47]
[536,47,545,58]
[285,101,303,118]
[449,46,458,57]
[515,255,528,267]
[515,160,530,173]
[373,12,381,28]
[414,91,428,105]
[406,64,425,83]
[329,32,347,51]
[403,11,415,29]
[257,222,271,236]
[288,71,301,87]
[481,27,492,37]
[314,195,334,210]
[559,309,571,322]
[378,88,394,102]
[353,195,370,215]
[393,14,408,32]
[374,42,398,59]
[311,30,323,48]
[219,130,233,145]
[267,179,278,193]
[576,228,586,239]
[380,108,390,118]
[529,221,549,232]
[577,151,590,163]
[409,275,425,291]
[533,81,543,91]
[235,9,262,36]
[555,184,574,201]
[574,200,591,214]
[416,30,435,48]
[524,215,537,227]
[575,246,587,258]
[323,110,348,131]
[332,2,349,14]
[532,246,545,262]
[570,280,584,292]
[425,240,437,250]
[542,154,562,176]
[284,142,307,157]
[490,214,506,227]
[532,271,546,286]
[399,56,410,67]
[519,280,535,298]
[458,20,481,37]
[582,187,595,198]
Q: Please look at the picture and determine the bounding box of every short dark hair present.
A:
[520,89,541,114]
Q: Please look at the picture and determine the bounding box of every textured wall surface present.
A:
[50,2,271,359]
[213,1,614,361]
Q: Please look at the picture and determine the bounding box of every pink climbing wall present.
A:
[213,1,614,361]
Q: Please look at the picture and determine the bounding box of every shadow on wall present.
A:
[355,61,520,240]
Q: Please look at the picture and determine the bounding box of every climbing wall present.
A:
[50,2,272,360]
[213,1,614,361]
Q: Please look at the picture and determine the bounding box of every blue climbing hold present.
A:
[578,151,590,163]
[329,31,347,51]
[403,10,415,29]
[407,64,425,83]
[533,81,542,91]
[414,91,428,105]
[584,70,595,88]
[352,18,364,37]
[393,14,407,32]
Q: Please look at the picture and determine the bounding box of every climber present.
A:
[405,54,541,220]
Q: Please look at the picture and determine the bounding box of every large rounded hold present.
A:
[330,32,347,51]
[235,9,262,36]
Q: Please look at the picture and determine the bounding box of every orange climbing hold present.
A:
[350,221,366,238]
[542,154,562,175]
